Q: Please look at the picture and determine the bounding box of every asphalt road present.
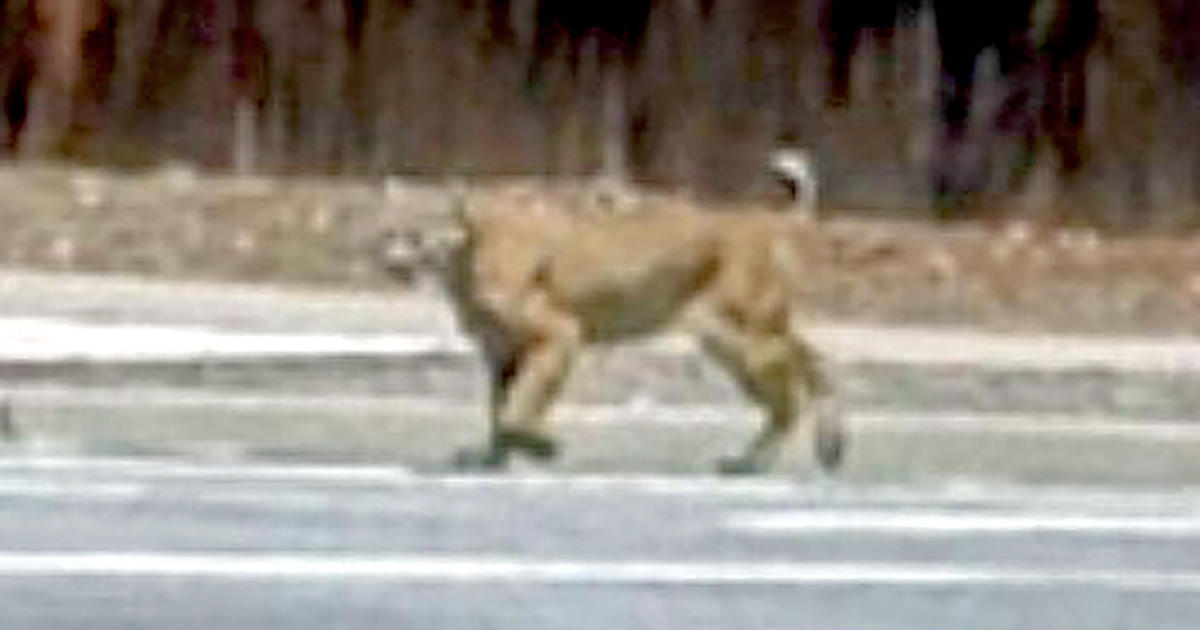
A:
[3,269,1200,486]
[2,455,1199,630]
[3,271,1200,628]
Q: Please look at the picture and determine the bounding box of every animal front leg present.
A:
[454,350,520,471]
[456,323,578,470]
[454,346,571,470]
[491,336,577,464]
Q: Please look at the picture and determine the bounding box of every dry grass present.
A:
[1,164,1197,335]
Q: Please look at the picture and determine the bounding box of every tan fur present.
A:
[381,189,845,475]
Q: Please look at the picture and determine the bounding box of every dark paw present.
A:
[453,446,508,472]
[717,455,765,476]
[815,412,847,473]
[816,428,845,473]
[498,430,558,462]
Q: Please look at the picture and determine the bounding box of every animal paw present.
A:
[816,425,845,473]
[815,407,847,473]
[498,430,558,462]
[716,455,765,476]
[452,446,508,472]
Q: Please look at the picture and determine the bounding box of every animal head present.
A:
[377,192,470,284]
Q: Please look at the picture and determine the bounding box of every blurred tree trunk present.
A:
[103,0,163,162]
[308,0,346,171]
[0,1,36,152]
[258,0,288,171]
[362,0,406,173]
[231,0,262,173]
[20,0,96,157]
[132,0,236,166]
[1157,0,1200,210]
[630,0,705,187]
[749,0,811,146]
[599,41,627,182]
[338,0,367,172]
[0,0,1195,223]
[1096,0,1162,225]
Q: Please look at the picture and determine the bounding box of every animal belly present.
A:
[562,270,705,341]
[578,295,682,340]
[545,224,717,341]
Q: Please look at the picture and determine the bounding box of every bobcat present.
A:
[380,186,845,475]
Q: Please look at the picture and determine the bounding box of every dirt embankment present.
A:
[2,164,1198,335]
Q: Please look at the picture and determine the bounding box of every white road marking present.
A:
[851,412,1200,441]
[727,510,1200,537]
[0,553,1198,590]
[0,456,798,498]
[3,471,1195,520]
[3,315,1200,372]
[0,457,416,484]
[0,384,415,411]
[2,456,1200,507]
[0,479,145,501]
[0,316,470,362]
[809,323,1200,373]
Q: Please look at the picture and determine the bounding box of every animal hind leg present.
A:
[790,334,846,473]
[696,311,844,475]
[695,316,798,475]
[722,336,799,475]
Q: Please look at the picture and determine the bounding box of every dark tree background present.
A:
[0,0,1198,225]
